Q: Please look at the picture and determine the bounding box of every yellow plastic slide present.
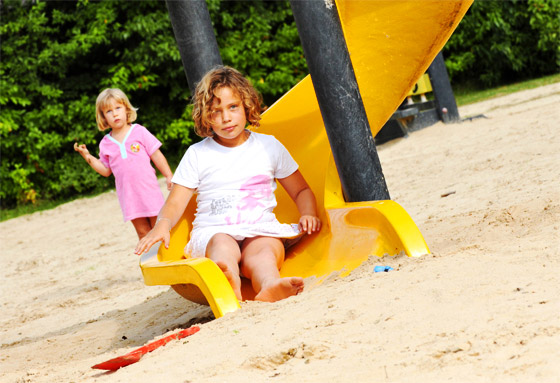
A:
[140,0,473,318]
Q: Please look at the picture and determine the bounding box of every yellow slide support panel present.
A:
[140,0,473,318]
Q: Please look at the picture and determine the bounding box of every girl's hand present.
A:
[134,219,172,255]
[165,176,173,191]
[299,215,321,235]
[73,142,90,157]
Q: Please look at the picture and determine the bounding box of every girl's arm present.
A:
[134,184,195,255]
[74,143,111,177]
[278,170,321,235]
[150,149,174,190]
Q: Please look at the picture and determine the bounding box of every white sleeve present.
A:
[171,146,199,189]
[272,137,299,179]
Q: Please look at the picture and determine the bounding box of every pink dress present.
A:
[99,124,165,222]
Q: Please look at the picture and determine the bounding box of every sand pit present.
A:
[1,83,559,382]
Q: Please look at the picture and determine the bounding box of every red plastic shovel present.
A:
[92,326,200,370]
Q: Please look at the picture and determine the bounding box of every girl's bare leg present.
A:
[131,216,157,240]
[206,233,243,300]
[148,216,157,228]
[240,237,304,302]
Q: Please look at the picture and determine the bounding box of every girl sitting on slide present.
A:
[135,66,321,302]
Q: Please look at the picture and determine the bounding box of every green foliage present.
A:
[444,0,560,87]
[0,0,191,207]
[0,0,306,209]
[208,0,307,106]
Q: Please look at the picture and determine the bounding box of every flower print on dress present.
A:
[224,175,273,225]
[238,175,273,210]
[130,143,141,153]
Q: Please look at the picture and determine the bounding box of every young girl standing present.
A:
[74,88,173,240]
[135,66,321,302]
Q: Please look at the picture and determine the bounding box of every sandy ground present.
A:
[1,83,559,383]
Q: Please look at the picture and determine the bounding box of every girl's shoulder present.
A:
[191,137,212,147]
[251,131,280,144]
[131,124,160,141]
[131,123,148,133]
[251,132,287,151]
[99,132,112,144]
[185,137,213,154]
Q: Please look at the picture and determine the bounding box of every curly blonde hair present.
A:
[95,88,137,131]
[192,66,263,137]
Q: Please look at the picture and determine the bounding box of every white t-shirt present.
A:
[172,131,301,256]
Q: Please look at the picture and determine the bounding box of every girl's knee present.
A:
[207,233,237,249]
[241,240,285,270]
[247,237,284,257]
[206,233,241,261]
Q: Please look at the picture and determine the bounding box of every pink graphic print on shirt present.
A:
[224,175,273,225]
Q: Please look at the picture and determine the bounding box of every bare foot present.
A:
[215,261,242,301]
[254,277,304,302]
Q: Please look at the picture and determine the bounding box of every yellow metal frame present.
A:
[140,0,472,318]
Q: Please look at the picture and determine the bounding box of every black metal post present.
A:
[427,52,460,123]
[289,0,390,201]
[165,0,223,94]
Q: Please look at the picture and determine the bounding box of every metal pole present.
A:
[165,0,223,94]
[289,0,390,201]
[427,52,460,123]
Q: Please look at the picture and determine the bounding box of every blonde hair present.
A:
[192,66,263,138]
[95,88,137,131]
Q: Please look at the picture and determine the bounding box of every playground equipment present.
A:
[375,52,461,145]
[140,0,473,318]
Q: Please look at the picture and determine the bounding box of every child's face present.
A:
[102,99,128,131]
[210,87,248,147]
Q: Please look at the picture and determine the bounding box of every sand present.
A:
[1,83,559,383]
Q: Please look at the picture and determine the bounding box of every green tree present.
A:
[1,0,191,207]
[208,0,307,106]
[444,0,559,87]
[0,0,306,208]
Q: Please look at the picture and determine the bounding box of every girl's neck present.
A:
[110,123,132,142]
[213,129,250,148]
